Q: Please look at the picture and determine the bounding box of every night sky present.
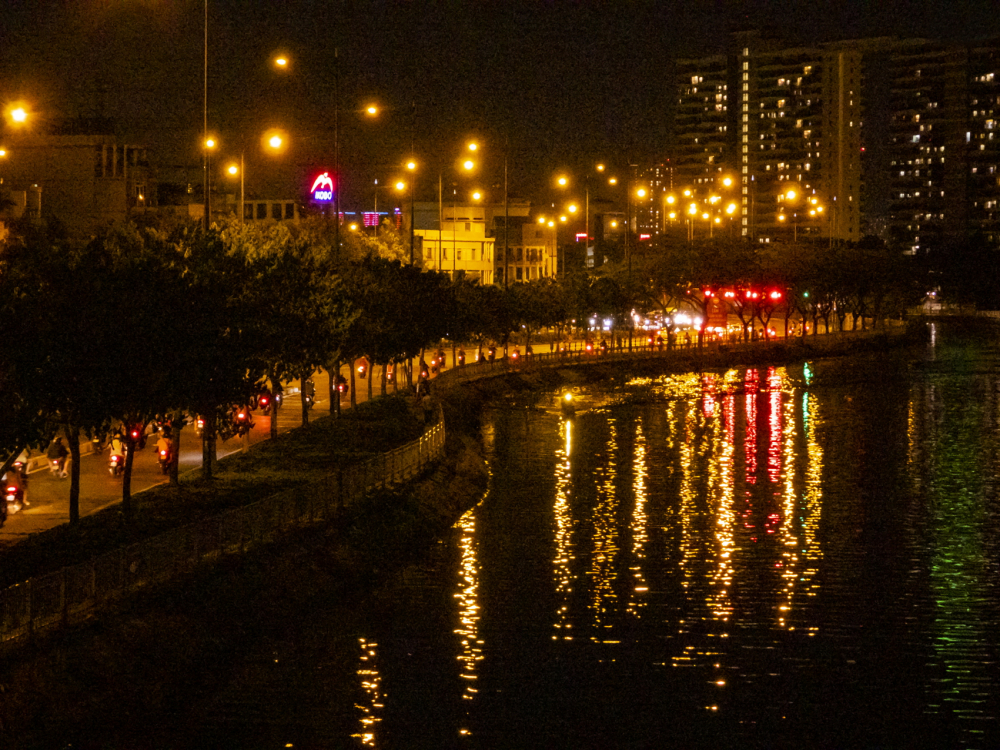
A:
[1,0,998,207]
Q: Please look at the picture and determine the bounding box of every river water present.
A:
[169,320,1000,749]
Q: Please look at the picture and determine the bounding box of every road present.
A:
[0,369,353,546]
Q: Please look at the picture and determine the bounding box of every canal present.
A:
[166,320,1000,749]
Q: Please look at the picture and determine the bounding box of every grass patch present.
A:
[0,394,428,590]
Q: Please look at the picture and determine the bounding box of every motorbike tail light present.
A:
[6,487,16,493]
[160,450,167,458]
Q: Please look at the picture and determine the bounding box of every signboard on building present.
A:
[310,172,335,202]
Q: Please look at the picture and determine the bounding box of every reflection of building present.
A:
[2,131,154,237]
[413,202,495,283]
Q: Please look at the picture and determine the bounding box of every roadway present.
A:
[0,370,353,546]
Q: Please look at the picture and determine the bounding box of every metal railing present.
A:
[434,328,902,386]
[0,410,445,648]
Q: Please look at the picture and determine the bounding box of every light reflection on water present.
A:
[149,321,1000,750]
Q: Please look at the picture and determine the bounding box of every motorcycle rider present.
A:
[3,461,26,513]
[47,437,69,478]
[108,431,126,476]
[155,430,174,473]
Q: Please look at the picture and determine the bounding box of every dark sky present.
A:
[1,0,998,207]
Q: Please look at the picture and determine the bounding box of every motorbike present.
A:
[336,375,349,397]
[303,380,316,410]
[457,350,466,366]
[258,391,272,412]
[109,452,125,477]
[4,481,23,514]
[511,348,521,362]
[129,425,146,450]
[157,446,172,474]
[49,457,67,477]
[91,435,105,454]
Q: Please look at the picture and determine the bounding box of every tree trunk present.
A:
[170,414,184,487]
[269,375,280,440]
[123,433,137,515]
[66,425,81,524]
[301,368,313,426]
[332,361,342,418]
[202,411,216,481]
[350,360,357,408]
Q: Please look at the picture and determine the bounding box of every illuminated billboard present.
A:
[310,172,335,202]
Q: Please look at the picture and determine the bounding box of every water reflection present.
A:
[454,508,482,705]
[352,638,382,746]
[552,418,574,640]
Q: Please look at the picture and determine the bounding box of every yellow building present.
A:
[414,202,495,283]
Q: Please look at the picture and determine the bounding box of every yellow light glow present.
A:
[564,393,573,402]
[472,191,482,201]
[548,220,555,227]
[0,149,6,158]
[9,107,27,124]
[683,189,692,197]
[557,176,568,187]
[467,142,478,152]
[366,105,379,116]
[395,181,406,191]
[668,211,676,219]
[204,137,217,150]
[463,159,475,171]
[688,203,697,215]
[726,202,737,214]
[568,204,578,213]
[227,164,239,176]
[596,164,605,172]
[636,188,647,198]
[778,214,786,222]
[609,177,618,185]
[666,195,676,204]
[817,206,824,213]
[537,216,546,223]
[406,160,417,171]
[785,188,797,201]
[610,220,618,228]
[559,215,567,222]
[714,217,721,224]
[268,135,283,149]
[722,176,733,187]
[349,223,359,231]
[702,212,709,220]
[274,56,288,68]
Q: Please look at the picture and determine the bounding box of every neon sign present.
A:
[310,172,335,202]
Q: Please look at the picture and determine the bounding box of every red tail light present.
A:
[160,450,167,458]
[6,486,16,493]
